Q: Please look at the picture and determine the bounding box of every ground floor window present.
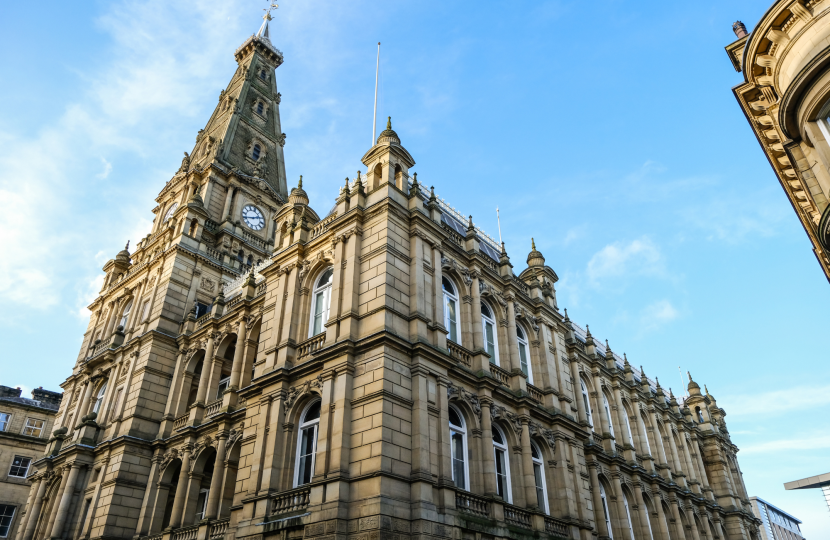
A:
[0,505,15,538]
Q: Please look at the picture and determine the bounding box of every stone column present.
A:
[552,436,578,520]
[685,507,702,540]
[338,231,363,341]
[634,404,652,458]
[432,247,447,350]
[204,435,227,519]
[680,434,700,492]
[505,297,519,372]
[125,278,149,338]
[95,369,118,427]
[102,300,119,339]
[653,491,673,540]
[167,446,192,529]
[668,498,688,540]
[611,471,633,540]
[588,465,610,538]
[520,417,539,509]
[591,376,611,436]
[408,234,429,344]
[222,186,236,222]
[70,381,95,436]
[16,475,42,540]
[21,474,49,540]
[159,348,188,437]
[479,399,498,496]
[632,477,654,540]
[194,334,216,405]
[256,395,286,494]
[569,360,588,425]
[228,318,248,390]
[470,272,484,351]
[324,237,345,344]
[135,454,162,536]
[140,270,162,333]
[326,366,354,479]
[49,463,81,539]
[652,412,670,472]
[436,378,453,486]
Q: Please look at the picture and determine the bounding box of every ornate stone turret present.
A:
[361,117,415,193]
[527,238,545,267]
[115,241,131,264]
[288,175,309,206]
[687,371,702,397]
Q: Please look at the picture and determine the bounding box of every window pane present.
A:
[447,299,457,342]
[518,343,528,376]
[9,456,30,477]
[312,292,325,335]
[484,322,495,360]
[534,463,546,509]
[451,433,466,489]
[0,505,15,538]
[495,449,507,499]
[22,419,44,437]
[0,414,9,432]
[448,408,462,428]
[304,401,321,422]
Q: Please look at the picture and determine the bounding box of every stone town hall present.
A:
[15,12,761,540]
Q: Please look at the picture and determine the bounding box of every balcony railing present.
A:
[205,398,223,418]
[455,492,489,518]
[173,412,189,431]
[447,341,472,368]
[544,516,570,537]
[490,364,510,386]
[209,518,229,540]
[242,230,266,250]
[310,213,338,240]
[527,383,544,403]
[270,486,311,515]
[172,524,199,540]
[504,503,532,529]
[206,247,223,261]
[296,333,326,362]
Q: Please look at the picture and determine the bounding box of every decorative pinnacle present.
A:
[532,237,536,250]
[125,241,130,250]
[412,172,418,186]
[687,371,693,382]
[469,215,474,227]
[563,307,569,321]
[387,116,392,130]
[501,241,506,254]
[640,365,646,378]
[298,175,303,188]
[623,353,629,364]
[585,324,591,336]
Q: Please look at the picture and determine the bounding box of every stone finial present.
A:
[501,241,506,254]
[298,175,303,188]
[532,237,536,250]
[387,116,392,130]
[687,371,701,396]
[563,308,569,322]
[527,237,545,267]
[585,324,591,337]
[125,241,130,250]
[429,186,436,202]
[412,172,418,186]
[732,21,748,38]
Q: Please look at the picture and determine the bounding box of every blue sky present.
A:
[1,0,829,536]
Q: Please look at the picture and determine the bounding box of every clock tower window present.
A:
[252,144,261,161]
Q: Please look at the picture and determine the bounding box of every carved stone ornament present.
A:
[515,305,540,334]
[277,133,286,147]
[224,429,244,461]
[159,448,180,471]
[200,276,216,293]
[446,382,481,418]
[491,404,523,436]
[284,374,324,410]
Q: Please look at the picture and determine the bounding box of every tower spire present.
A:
[257,3,278,41]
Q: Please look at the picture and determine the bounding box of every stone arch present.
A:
[283,375,324,419]
[371,162,382,190]
[156,456,182,531]
[181,349,206,411]
[447,390,481,432]
[241,318,262,388]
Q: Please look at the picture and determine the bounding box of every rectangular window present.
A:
[451,432,466,490]
[533,463,546,511]
[445,297,458,342]
[195,302,211,318]
[0,505,15,538]
[216,377,230,399]
[194,489,209,521]
[9,456,31,478]
[494,449,509,500]
[484,322,496,363]
[22,419,44,438]
[0,413,10,432]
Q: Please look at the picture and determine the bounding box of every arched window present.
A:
[642,414,653,455]
[247,255,253,266]
[622,404,635,446]
[516,326,532,384]
[259,69,267,80]
[602,392,615,437]
[93,383,107,414]
[442,277,461,344]
[309,268,333,337]
[256,102,264,115]
[581,379,593,427]
[643,494,656,540]
[252,144,261,161]
[599,482,614,539]
[294,400,321,487]
[623,493,636,540]
[481,302,499,365]
[119,300,133,330]
[448,406,468,490]
[493,425,512,503]
[695,406,705,423]
[531,442,549,513]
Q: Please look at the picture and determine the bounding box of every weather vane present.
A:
[263,2,278,21]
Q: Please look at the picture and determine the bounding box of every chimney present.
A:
[733,21,748,39]
[32,388,64,411]
[0,385,22,399]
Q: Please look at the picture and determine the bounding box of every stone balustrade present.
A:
[270,486,311,515]
[455,492,489,519]
[504,504,532,529]
[296,333,326,362]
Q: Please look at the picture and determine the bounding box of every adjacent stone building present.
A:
[726,0,830,282]
[0,386,62,540]
[18,13,761,540]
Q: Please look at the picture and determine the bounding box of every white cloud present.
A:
[741,435,830,454]
[586,236,664,285]
[97,157,113,179]
[0,0,243,311]
[721,384,830,418]
[639,299,679,331]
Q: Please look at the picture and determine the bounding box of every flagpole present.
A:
[372,42,380,145]
[496,207,503,244]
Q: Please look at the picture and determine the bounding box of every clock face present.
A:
[164,202,179,221]
[242,205,265,231]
